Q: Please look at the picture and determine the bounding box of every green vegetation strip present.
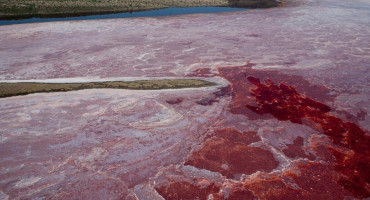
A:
[0,79,217,98]
[0,0,280,19]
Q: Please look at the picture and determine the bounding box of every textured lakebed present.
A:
[0,0,369,199]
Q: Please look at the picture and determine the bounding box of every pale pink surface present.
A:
[0,88,228,199]
[0,0,370,199]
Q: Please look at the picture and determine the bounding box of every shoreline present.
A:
[0,0,281,20]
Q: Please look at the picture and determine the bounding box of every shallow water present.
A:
[0,7,246,26]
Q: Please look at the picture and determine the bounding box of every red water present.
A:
[155,64,369,199]
[244,75,370,198]
[185,129,278,179]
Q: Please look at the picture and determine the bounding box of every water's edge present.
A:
[0,7,247,26]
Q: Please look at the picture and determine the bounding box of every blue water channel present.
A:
[0,7,247,26]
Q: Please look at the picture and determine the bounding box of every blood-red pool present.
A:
[154,65,369,199]
[185,135,278,179]
[244,75,370,198]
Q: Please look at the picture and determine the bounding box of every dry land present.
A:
[0,79,216,98]
[0,0,280,19]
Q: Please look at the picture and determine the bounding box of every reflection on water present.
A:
[0,7,247,26]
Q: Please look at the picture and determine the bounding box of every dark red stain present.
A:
[308,135,337,162]
[246,176,300,200]
[156,64,369,199]
[215,64,370,198]
[244,162,353,199]
[155,178,258,200]
[282,137,315,160]
[245,76,331,124]
[185,129,278,179]
[217,63,334,120]
[215,128,261,145]
[166,98,183,105]
[155,181,220,200]
[215,128,260,145]
[242,75,370,198]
